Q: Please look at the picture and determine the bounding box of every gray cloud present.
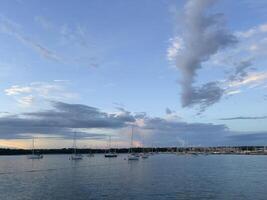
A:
[165,107,174,115]
[1,101,266,146]
[0,101,135,139]
[219,116,267,120]
[175,0,237,111]
[183,81,224,112]
[140,116,229,146]
[229,58,254,81]
[226,132,267,146]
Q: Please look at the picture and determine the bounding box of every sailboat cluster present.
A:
[28,126,151,161]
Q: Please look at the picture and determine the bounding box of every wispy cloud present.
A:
[166,36,183,62]
[236,23,267,38]
[16,95,34,107]
[5,85,32,96]
[0,16,61,62]
[34,16,53,30]
[224,89,241,96]
[219,116,267,120]
[227,72,267,88]
[4,82,77,107]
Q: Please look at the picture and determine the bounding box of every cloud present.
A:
[226,132,267,146]
[139,116,229,146]
[165,107,181,121]
[233,22,267,58]
[34,16,53,30]
[183,81,224,112]
[0,101,267,146]
[4,82,77,107]
[170,0,237,112]
[165,108,173,115]
[227,72,267,88]
[1,15,101,69]
[236,23,267,38]
[0,101,135,139]
[219,116,267,120]
[16,95,34,107]
[0,16,61,62]
[167,36,183,62]
[1,101,230,146]
[5,85,32,96]
[224,89,241,96]
[229,58,253,82]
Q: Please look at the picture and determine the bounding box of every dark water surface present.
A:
[0,154,267,200]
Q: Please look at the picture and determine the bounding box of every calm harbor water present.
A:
[0,154,267,200]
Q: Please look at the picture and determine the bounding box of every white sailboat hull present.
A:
[104,153,118,158]
[128,154,139,160]
[141,154,149,159]
[28,154,43,159]
[70,154,83,160]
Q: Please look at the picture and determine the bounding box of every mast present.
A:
[32,137,35,155]
[130,126,134,154]
[73,132,77,155]
[109,135,111,153]
[142,135,145,153]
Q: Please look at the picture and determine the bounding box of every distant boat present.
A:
[70,132,83,160]
[141,137,149,159]
[28,137,43,159]
[105,136,117,158]
[141,153,149,159]
[87,149,94,157]
[128,126,139,161]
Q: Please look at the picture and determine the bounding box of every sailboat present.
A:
[70,132,83,160]
[87,148,94,157]
[104,136,117,158]
[128,126,139,161]
[141,136,149,159]
[28,137,43,159]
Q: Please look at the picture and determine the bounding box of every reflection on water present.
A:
[0,154,267,200]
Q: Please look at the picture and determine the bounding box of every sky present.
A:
[0,0,267,149]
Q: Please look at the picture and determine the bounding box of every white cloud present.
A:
[259,24,267,32]
[228,72,267,88]
[4,82,78,107]
[166,36,183,62]
[236,23,267,38]
[17,95,34,107]
[5,85,32,95]
[225,89,241,96]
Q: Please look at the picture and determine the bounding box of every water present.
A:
[0,154,267,200]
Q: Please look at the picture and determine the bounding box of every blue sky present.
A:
[0,0,267,148]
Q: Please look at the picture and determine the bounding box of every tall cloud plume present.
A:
[173,0,237,111]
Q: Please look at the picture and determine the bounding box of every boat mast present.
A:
[32,137,35,155]
[109,135,111,153]
[73,132,77,155]
[142,135,145,153]
[130,126,134,154]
